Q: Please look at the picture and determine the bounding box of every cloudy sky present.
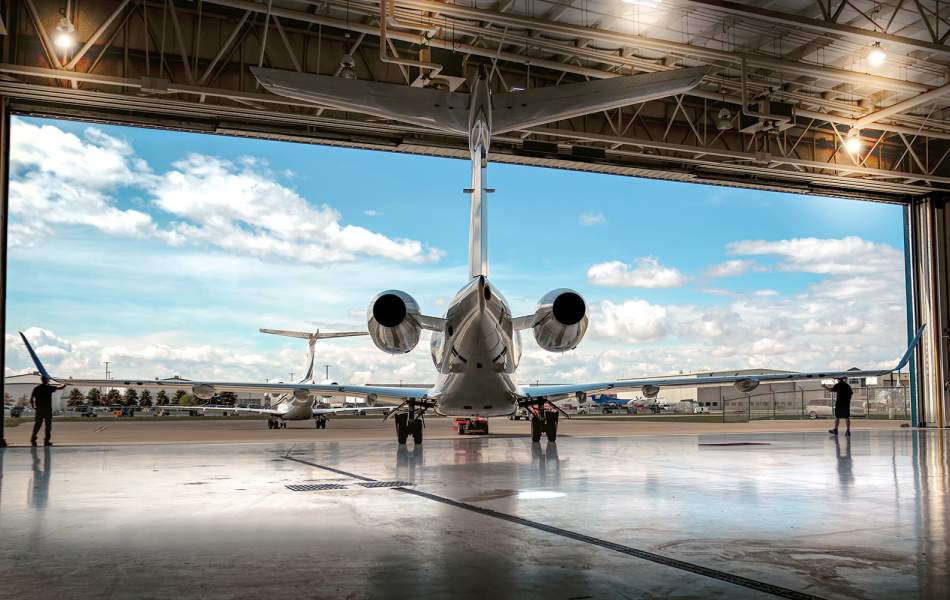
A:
[4,116,909,386]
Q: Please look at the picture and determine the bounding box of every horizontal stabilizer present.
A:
[251,67,471,135]
[259,328,367,340]
[492,67,710,134]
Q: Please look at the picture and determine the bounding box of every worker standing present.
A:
[822,377,853,437]
[30,376,65,447]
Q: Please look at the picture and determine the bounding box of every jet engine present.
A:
[192,384,216,401]
[734,378,760,394]
[641,385,660,399]
[532,288,589,352]
[367,290,422,354]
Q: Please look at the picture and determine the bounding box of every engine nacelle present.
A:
[734,378,760,394]
[532,288,589,352]
[192,384,216,401]
[367,290,422,354]
[641,385,660,399]
[293,388,311,402]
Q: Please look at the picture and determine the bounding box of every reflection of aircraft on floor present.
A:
[149,328,393,429]
[20,65,925,448]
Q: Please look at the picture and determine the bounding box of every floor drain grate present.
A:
[286,484,348,492]
[357,481,413,488]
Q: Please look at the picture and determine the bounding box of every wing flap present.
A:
[492,67,709,134]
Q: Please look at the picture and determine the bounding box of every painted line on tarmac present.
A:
[282,454,826,600]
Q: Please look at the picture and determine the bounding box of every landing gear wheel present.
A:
[281,422,287,429]
[395,413,409,445]
[545,412,559,442]
[411,418,423,445]
[530,416,543,443]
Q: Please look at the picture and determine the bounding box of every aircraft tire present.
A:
[545,412,559,442]
[412,418,423,445]
[530,416,542,443]
[395,413,409,445]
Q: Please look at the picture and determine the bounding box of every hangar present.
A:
[0,1,947,598]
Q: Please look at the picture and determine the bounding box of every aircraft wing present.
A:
[18,332,431,404]
[520,325,925,399]
[491,67,709,134]
[251,67,471,135]
[312,406,395,416]
[157,405,284,416]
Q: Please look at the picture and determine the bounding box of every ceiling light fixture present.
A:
[715,107,733,131]
[845,128,863,155]
[54,15,76,49]
[867,42,886,67]
[339,54,357,80]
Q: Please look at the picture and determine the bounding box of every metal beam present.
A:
[678,0,950,57]
[855,80,950,128]
[64,0,133,70]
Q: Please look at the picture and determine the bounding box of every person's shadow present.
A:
[834,435,853,493]
[28,446,52,509]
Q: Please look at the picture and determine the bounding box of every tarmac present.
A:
[0,415,911,446]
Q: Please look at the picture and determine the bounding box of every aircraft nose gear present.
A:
[394,402,428,445]
[524,398,566,443]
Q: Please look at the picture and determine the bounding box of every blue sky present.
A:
[4,116,908,384]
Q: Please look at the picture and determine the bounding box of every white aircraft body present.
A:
[21,65,924,445]
[161,329,393,429]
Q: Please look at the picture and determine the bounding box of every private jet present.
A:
[20,65,924,446]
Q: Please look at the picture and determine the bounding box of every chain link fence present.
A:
[722,386,909,422]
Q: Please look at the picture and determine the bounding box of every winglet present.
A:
[896,324,927,371]
[19,332,52,380]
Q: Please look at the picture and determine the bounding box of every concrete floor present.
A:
[0,429,946,599]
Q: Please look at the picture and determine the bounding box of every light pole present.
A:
[324,365,330,380]
[103,361,111,401]
[289,372,295,383]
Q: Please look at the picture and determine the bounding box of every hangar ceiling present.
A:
[2,0,950,200]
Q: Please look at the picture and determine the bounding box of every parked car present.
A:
[805,402,868,419]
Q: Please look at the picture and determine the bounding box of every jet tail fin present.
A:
[259,329,367,384]
[19,332,52,381]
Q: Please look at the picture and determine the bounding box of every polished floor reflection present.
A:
[0,429,946,599]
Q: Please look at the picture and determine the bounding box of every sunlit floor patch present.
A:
[516,489,566,499]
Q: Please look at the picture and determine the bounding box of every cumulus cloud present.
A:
[587,257,685,288]
[9,120,165,247]
[9,119,442,264]
[581,235,907,376]
[728,236,901,275]
[154,154,443,264]
[7,328,436,387]
[704,259,760,277]
[593,300,670,342]
[579,212,606,226]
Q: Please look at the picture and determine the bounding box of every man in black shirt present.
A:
[822,377,853,437]
[30,376,65,447]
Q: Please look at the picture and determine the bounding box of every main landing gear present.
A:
[268,417,286,429]
[314,416,328,429]
[394,404,426,445]
[528,403,559,443]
